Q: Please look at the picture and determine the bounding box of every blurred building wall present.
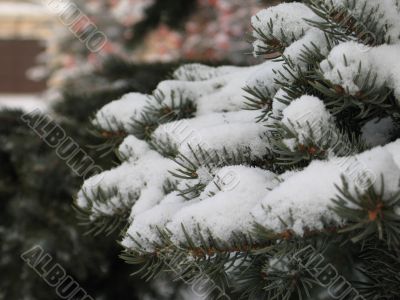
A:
[0,40,45,93]
[0,1,55,93]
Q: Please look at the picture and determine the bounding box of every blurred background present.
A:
[0,0,278,110]
[0,0,50,110]
[0,1,279,299]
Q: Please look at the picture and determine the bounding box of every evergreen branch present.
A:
[251,17,305,57]
[331,175,400,248]
[74,187,137,236]
[243,85,276,122]
[305,0,388,46]
[353,237,400,299]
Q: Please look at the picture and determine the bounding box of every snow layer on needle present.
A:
[245,60,282,96]
[251,12,328,89]
[76,161,141,216]
[93,56,296,138]
[283,29,329,65]
[324,0,400,43]
[372,0,400,42]
[177,122,269,161]
[195,62,279,115]
[120,139,400,250]
[76,150,176,219]
[155,79,217,107]
[251,2,318,55]
[271,89,289,119]
[153,110,268,160]
[127,152,177,218]
[320,43,375,95]
[155,61,277,116]
[118,135,151,161]
[166,166,279,245]
[385,139,400,169]
[173,64,241,81]
[252,3,316,39]
[253,142,400,235]
[320,42,400,102]
[153,110,261,141]
[156,62,269,116]
[281,95,334,145]
[122,192,190,251]
[93,92,149,132]
[259,29,328,91]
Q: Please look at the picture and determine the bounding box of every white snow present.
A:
[76,149,176,219]
[118,135,151,161]
[281,95,334,145]
[167,166,279,246]
[122,192,189,251]
[251,3,318,56]
[385,139,400,169]
[117,139,400,250]
[244,60,282,97]
[155,62,270,116]
[92,61,282,133]
[173,64,241,81]
[271,89,289,118]
[320,42,400,102]
[177,122,268,161]
[322,0,400,44]
[253,143,400,235]
[93,92,149,132]
[153,110,269,162]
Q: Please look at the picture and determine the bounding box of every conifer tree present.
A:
[0,59,183,299]
[76,1,400,299]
